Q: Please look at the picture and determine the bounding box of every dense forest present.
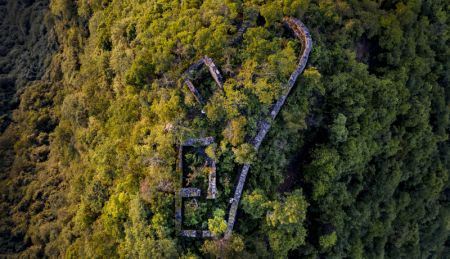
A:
[0,0,449,258]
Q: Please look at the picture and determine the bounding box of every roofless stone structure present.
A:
[175,16,312,239]
[175,137,218,237]
[183,56,224,107]
[224,17,312,239]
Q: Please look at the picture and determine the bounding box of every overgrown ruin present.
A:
[175,137,218,238]
[182,55,224,108]
[175,16,313,239]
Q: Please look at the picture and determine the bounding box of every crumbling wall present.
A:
[176,16,313,240]
[175,137,218,237]
[225,17,312,238]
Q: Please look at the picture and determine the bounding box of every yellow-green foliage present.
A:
[319,231,337,250]
[0,0,449,258]
[207,209,227,236]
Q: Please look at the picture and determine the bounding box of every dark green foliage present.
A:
[0,0,448,258]
[125,56,155,88]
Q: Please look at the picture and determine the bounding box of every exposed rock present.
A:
[175,16,313,239]
[182,56,224,108]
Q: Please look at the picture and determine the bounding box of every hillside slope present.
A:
[0,0,449,258]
